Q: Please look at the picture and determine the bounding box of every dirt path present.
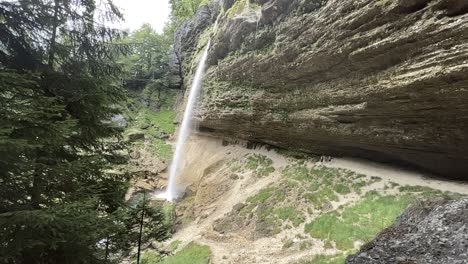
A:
[323,157,468,195]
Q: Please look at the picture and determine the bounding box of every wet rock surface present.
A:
[346,199,468,264]
[175,0,468,180]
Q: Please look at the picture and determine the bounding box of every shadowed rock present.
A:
[346,199,468,264]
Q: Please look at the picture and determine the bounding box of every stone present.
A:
[127,132,145,142]
[233,203,245,212]
[174,0,468,180]
[111,114,127,128]
[157,132,170,139]
[140,124,150,130]
[129,150,141,160]
[321,201,333,212]
[346,199,468,264]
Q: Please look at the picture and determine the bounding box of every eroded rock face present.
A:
[175,0,468,179]
[346,199,468,264]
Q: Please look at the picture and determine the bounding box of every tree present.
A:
[0,1,168,263]
[120,24,175,109]
[169,0,209,24]
[97,195,170,263]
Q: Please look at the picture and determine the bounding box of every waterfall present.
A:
[160,40,211,202]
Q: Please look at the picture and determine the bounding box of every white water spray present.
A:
[159,40,211,202]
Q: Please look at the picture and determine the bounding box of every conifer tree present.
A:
[0,1,169,263]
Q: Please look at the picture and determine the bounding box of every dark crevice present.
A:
[396,0,429,14]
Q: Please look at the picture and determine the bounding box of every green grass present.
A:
[222,157,465,262]
[246,154,273,169]
[136,109,176,135]
[282,165,314,182]
[304,193,412,250]
[304,187,338,209]
[399,185,436,193]
[139,251,163,264]
[158,242,211,264]
[275,207,305,227]
[283,239,294,249]
[168,240,182,252]
[297,254,346,264]
[245,154,275,177]
[334,183,351,195]
[246,188,274,204]
[398,185,466,199]
[150,138,173,161]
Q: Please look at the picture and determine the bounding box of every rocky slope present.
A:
[173,0,468,180]
[346,199,468,264]
[159,135,468,263]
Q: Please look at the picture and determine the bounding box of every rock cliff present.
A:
[173,0,468,179]
[346,199,468,264]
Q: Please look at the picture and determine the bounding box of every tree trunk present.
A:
[104,237,110,262]
[136,193,146,264]
[30,149,43,209]
[48,0,60,68]
[31,170,41,209]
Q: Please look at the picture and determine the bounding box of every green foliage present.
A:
[226,0,261,18]
[150,139,174,161]
[0,1,171,263]
[247,188,274,204]
[0,202,113,263]
[159,242,211,264]
[282,239,294,249]
[246,154,269,169]
[136,110,176,135]
[297,254,346,264]
[226,0,248,17]
[163,204,177,230]
[304,193,412,250]
[140,251,163,264]
[275,207,305,227]
[283,165,311,181]
[168,240,182,252]
[398,185,436,193]
[246,154,275,177]
[170,0,210,24]
[120,24,177,109]
[124,92,176,160]
[334,183,351,195]
[101,197,171,262]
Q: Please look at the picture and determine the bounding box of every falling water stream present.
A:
[158,39,211,202]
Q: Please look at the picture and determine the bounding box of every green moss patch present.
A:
[159,242,211,264]
[139,250,163,264]
[150,138,173,161]
[296,254,347,264]
[304,192,412,250]
[245,154,275,177]
[226,0,261,17]
[136,109,176,136]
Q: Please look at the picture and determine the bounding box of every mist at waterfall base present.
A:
[155,40,211,202]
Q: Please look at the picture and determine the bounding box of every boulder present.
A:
[127,132,145,142]
[346,199,468,264]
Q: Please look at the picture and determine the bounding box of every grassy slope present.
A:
[138,242,211,264]
[124,90,176,161]
[159,242,211,264]
[223,155,464,263]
